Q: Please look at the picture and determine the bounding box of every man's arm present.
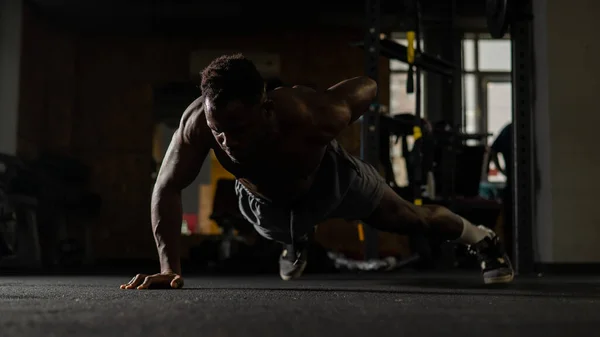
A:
[324,76,378,124]
[288,76,377,143]
[152,100,210,275]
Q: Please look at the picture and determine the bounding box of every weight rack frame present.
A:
[361,0,381,260]
[511,0,535,275]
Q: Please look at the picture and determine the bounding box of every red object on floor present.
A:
[182,213,198,233]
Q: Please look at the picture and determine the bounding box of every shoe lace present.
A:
[468,237,502,260]
[283,245,304,265]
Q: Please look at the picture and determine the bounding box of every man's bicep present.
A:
[155,130,209,191]
[290,89,350,124]
[285,89,349,144]
[325,77,377,121]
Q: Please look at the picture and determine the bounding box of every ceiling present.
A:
[26,0,488,34]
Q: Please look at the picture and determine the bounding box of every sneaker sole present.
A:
[484,272,515,284]
[280,259,308,281]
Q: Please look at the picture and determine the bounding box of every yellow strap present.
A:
[357,223,365,242]
[407,31,415,64]
[413,124,423,205]
[413,126,422,140]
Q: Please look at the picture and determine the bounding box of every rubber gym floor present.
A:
[1,272,599,337]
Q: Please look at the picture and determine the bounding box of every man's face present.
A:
[205,97,267,163]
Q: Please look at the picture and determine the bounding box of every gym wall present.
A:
[15,3,390,261]
[0,0,23,156]
[534,0,600,263]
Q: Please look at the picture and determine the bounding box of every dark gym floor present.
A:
[1,272,599,337]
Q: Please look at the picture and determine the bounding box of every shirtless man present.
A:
[121,54,514,290]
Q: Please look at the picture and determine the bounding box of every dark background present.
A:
[2,0,599,270]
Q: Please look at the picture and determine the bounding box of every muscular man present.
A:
[121,54,514,290]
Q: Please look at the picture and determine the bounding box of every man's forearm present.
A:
[151,187,183,275]
[326,76,378,124]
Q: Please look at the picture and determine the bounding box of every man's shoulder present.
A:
[269,87,345,145]
[179,96,212,145]
[181,96,204,123]
[269,88,312,123]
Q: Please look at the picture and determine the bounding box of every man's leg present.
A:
[278,218,311,281]
[363,185,514,284]
[234,180,308,280]
[363,186,482,242]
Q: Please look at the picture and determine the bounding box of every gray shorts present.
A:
[234,140,386,244]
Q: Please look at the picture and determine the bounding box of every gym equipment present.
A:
[351,38,455,78]
[358,0,438,268]
[0,153,41,267]
[0,153,100,269]
[379,114,435,195]
[404,0,425,208]
[431,122,492,200]
[0,188,17,257]
[361,0,382,260]
[327,251,420,272]
[486,0,511,39]
[510,0,536,274]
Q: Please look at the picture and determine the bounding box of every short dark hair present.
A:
[200,53,265,109]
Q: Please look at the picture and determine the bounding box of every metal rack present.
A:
[360,0,536,270]
[360,0,381,260]
[510,0,535,275]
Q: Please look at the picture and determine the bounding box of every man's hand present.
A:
[120,272,184,290]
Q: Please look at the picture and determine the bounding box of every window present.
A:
[478,40,512,72]
[486,82,512,183]
[390,72,425,115]
[463,74,478,135]
[390,59,409,71]
[462,39,476,72]
[389,38,425,117]
[461,34,512,182]
[486,82,512,141]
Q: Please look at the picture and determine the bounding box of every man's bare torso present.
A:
[190,88,331,202]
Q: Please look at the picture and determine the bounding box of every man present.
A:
[121,54,514,290]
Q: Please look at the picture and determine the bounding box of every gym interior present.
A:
[0,0,599,336]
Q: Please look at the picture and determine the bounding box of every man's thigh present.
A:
[327,156,387,221]
[235,180,314,244]
[326,156,429,235]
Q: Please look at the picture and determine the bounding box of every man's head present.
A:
[201,54,271,162]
